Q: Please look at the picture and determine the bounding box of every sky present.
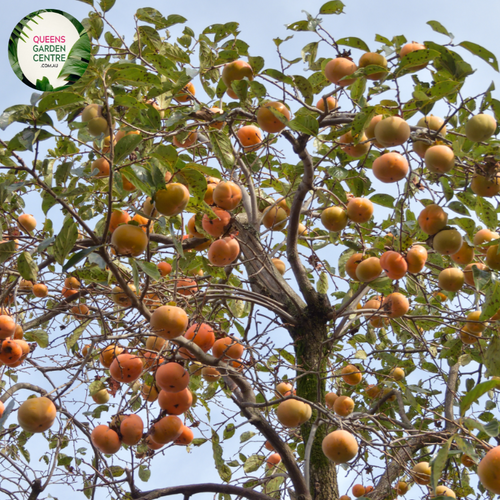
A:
[1,0,500,499]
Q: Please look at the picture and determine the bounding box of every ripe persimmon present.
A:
[372,152,409,183]
[237,125,263,151]
[155,362,190,393]
[0,339,23,364]
[174,425,194,445]
[345,253,363,280]
[33,284,49,298]
[150,415,183,444]
[155,183,190,216]
[179,323,215,358]
[257,101,290,133]
[111,224,148,257]
[109,210,131,233]
[380,251,408,280]
[417,204,448,235]
[212,337,244,360]
[339,131,370,158]
[157,261,172,276]
[18,397,57,433]
[355,257,382,282]
[358,52,387,80]
[333,395,355,417]
[438,268,465,292]
[202,208,231,237]
[150,305,189,340]
[213,181,242,211]
[324,57,357,87]
[120,414,144,446]
[109,353,143,383]
[450,241,474,265]
[433,229,463,256]
[463,262,488,287]
[173,131,197,148]
[321,207,348,232]
[346,198,374,223]
[208,237,240,267]
[316,96,337,112]
[384,292,409,318]
[0,315,17,339]
[91,425,121,454]
[158,387,193,414]
[99,344,124,368]
[374,116,411,147]
[276,399,311,427]
[405,245,428,273]
[341,365,362,385]
[322,430,358,463]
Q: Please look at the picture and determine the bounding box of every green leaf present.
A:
[293,75,314,103]
[262,69,293,85]
[288,114,318,136]
[135,260,161,280]
[17,252,38,281]
[430,436,453,493]
[368,276,393,295]
[103,466,124,478]
[138,465,151,482]
[0,241,17,264]
[63,246,101,272]
[54,219,79,266]
[319,0,345,14]
[168,220,184,259]
[24,329,49,348]
[223,424,235,440]
[336,37,370,52]
[240,431,255,443]
[398,49,439,72]
[243,454,264,473]
[350,77,366,101]
[440,177,453,201]
[485,336,500,377]
[248,56,264,74]
[212,431,232,482]
[459,41,499,72]
[370,193,395,208]
[114,134,142,164]
[454,435,479,464]
[209,130,235,170]
[66,320,91,350]
[427,21,454,39]
[276,348,295,365]
[480,280,500,320]
[460,380,499,416]
[38,93,85,113]
[88,380,106,396]
[317,271,329,294]
[447,201,470,216]
[476,197,497,228]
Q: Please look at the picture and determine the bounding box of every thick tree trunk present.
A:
[292,312,338,500]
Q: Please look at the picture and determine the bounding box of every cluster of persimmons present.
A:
[4,27,500,498]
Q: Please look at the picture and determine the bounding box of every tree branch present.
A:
[133,483,274,500]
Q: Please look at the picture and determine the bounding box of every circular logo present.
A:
[8,9,90,91]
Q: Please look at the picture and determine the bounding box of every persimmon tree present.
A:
[2,2,500,500]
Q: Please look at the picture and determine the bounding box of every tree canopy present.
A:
[2,2,500,500]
